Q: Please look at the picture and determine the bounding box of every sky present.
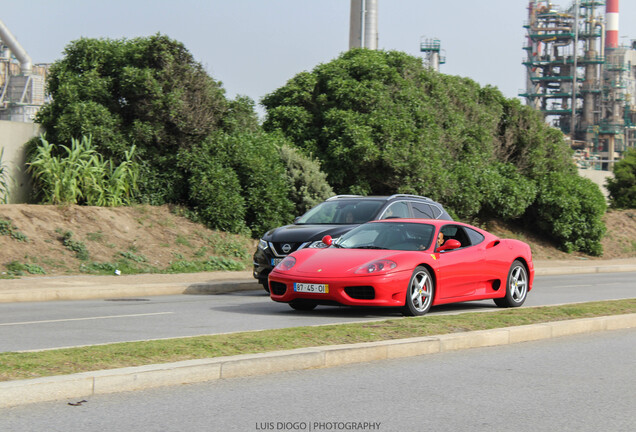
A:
[2,0,636,117]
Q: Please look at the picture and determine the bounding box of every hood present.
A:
[291,248,397,275]
[264,224,357,242]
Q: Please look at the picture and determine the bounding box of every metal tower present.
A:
[420,38,446,71]
[521,0,636,167]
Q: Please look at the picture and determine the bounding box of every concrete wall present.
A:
[578,168,614,200]
[0,120,42,203]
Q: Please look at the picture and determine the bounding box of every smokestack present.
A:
[364,0,378,50]
[349,0,378,50]
[605,0,619,49]
[349,0,363,49]
[0,18,32,75]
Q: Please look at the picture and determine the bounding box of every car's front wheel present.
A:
[402,266,434,316]
[494,260,528,308]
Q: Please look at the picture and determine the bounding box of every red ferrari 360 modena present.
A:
[268,219,534,316]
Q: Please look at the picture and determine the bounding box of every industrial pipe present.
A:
[0,18,32,75]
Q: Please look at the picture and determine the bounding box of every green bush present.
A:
[186,156,248,234]
[6,261,46,276]
[217,132,294,237]
[479,163,537,220]
[279,144,334,217]
[0,219,28,242]
[181,131,294,237]
[529,172,606,255]
[59,230,90,261]
[607,148,636,209]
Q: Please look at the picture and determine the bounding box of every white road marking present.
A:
[0,312,174,326]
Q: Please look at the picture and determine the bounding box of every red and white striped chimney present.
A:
[606,0,619,49]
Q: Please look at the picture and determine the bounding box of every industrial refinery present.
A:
[0,19,47,122]
[521,0,636,166]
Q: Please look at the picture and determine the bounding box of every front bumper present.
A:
[253,247,277,283]
[267,270,411,307]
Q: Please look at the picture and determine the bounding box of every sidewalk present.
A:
[1,258,636,303]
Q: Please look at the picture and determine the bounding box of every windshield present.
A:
[336,222,435,251]
[296,200,384,225]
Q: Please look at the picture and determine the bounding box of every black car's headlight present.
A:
[258,239,269,251]
[307,239,336,249]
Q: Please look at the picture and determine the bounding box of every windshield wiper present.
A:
[355,246,388,250]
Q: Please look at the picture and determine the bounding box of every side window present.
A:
[381,201,410,219]
[440,225,471,248]
[429,205,442,218]
[411,202,434,219]
[465,227,485,246]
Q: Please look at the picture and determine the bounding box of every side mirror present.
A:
[438,239,461,252]
[322,235,333,246]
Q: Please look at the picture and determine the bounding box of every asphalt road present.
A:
[1,328,634,432]
[0,272,634,352]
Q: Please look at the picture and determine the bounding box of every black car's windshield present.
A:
[296,200,384,225]
[336,222,435,251]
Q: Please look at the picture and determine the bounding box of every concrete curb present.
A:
[2,313,634,408]
[0,279,260,303]
[534,263,636,276]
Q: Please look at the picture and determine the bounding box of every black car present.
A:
[253,194,452,291]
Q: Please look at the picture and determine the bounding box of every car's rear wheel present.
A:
[494,260,528,308]
[402,266,434,316]
[289,300,317,311]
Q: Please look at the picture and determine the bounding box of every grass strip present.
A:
[1,299,634,382]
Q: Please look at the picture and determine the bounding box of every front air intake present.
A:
[270,282,287,296]
[344,286,375,300]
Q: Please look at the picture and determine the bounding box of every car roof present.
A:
[326,194,441,203]
[370,218,470,228]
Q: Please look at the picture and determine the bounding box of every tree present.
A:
[262,48,605,255]
[607,148,636,208]
[36,34,228,204]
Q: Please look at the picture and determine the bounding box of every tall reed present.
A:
[0,148,9,204]
[27,136,138,206]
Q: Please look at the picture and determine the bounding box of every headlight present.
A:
[276,256,296,271]
[258,239,269,251]
[354,259,397,274]
[307,238,337,249]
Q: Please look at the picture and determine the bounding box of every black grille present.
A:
[271,242,301,256]
[344,286,375,300]
[270,281,287,296]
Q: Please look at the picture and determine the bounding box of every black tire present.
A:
[494,260,528,308]
[289,300,317,311]
[402,266,435,316]
[261,281,270,293]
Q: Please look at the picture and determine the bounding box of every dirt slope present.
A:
[0,204,255,277]
[0,205,634,277]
